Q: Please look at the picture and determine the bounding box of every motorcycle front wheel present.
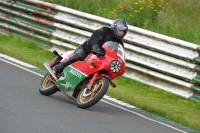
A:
[39,73,59,96]
[77,77,109,109]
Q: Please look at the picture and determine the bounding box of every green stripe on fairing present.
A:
[56,65,87,92]
[131,108,200,133]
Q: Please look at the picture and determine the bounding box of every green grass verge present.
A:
[0,35,55,68]
[0,34,200,131]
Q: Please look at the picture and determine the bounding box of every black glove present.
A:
[92,44,106,56]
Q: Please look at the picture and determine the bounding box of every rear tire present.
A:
[39,73,59,96]
[76,77,109,109]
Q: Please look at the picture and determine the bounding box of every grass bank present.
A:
[0,34,200,131]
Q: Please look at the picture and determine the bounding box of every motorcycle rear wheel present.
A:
[76,77,109,109]
[39,73,59,96]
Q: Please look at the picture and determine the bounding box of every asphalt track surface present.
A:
[0,58,188,133]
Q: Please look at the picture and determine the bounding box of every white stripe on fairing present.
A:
[68,65,88,77]
[0,53,188,133]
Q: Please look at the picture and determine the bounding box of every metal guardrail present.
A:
[1,0,200,101]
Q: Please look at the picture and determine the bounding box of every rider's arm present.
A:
[88,27,110,47]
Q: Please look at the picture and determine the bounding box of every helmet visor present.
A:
[116,23,128,30]
[116,29,125,36]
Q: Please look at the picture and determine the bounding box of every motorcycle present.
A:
[39,41,126,109]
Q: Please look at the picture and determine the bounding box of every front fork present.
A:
[87,72,98,90]
[87,72,116,90]
[44,56,62,82]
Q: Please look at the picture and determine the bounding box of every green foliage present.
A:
[108,0,169,27]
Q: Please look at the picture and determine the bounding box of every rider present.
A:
[53,18,128,74]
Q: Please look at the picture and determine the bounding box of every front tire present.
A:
[77,77,109,109]
[39,73,59,96]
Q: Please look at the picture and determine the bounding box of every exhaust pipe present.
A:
[44,62,57,80]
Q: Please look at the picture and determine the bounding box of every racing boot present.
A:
[53,59,72,74]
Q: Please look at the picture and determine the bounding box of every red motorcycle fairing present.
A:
[60,44,125,81]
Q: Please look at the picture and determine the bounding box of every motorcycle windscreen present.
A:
[103,41,125,62]
[56,65,87,93]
